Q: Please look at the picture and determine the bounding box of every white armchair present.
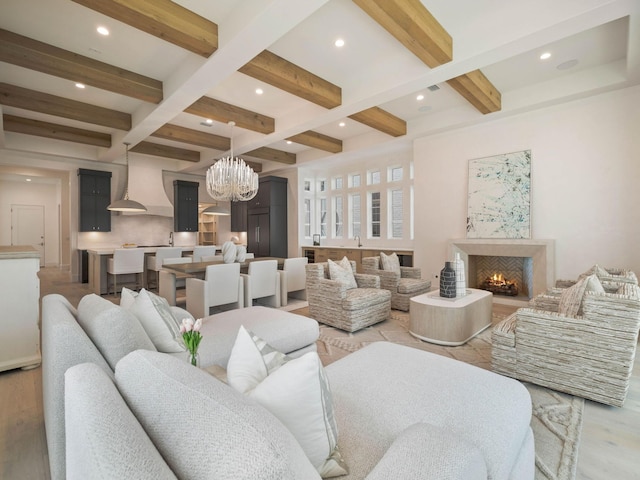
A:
[242,259,280,308]
[146,247,182,289]
[186,263,244,319]
[279,257,308,306]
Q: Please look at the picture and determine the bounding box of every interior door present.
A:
[11,204,45,266]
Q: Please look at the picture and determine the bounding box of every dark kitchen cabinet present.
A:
[173,180,199,232]
[78,168,112,232]
[247,176,287,258]
[230,201,248,232]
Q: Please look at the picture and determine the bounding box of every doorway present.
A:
[11,204,45,266]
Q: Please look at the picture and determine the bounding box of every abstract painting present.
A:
[467,150,531,238]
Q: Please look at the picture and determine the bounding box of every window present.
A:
[370,192,381,238]
[334,196,343,237]
[304,180,312,192]
[319,198,327,238]
[410,185,414,240]
[390,189,403,238]
[304,199,311,238]
[389,166,403,182]
[333,176,343,190]
[318,179,327,192]
[368,170,380,185]
[350,193,361,237]
[349,173,361,188]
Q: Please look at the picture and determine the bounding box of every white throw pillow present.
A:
[227,326,348,478]
[327,257,357,290]
[122,288,185,353]
[380,252,401,275]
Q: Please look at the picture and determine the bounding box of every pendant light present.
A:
[202,204,230,215]
[107,143,147,212]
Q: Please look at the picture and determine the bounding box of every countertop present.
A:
[0,245,40,259]
[87,246,196,255]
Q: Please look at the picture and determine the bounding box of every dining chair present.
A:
[279,257,308,306]
[191,245,217,262]
[158,257,193,306]
[242,259,280,308]
[186,263,244,319]
[106,248,145,296]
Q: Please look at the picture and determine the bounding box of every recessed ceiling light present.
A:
[205,119,213,124]
[540,52,551,60]
[334,38,345,48]
[339,121,346,127]
[97,26,109,36]
[416,94,424,101]
[286,140,292,144]
[75,83,86,89]
[255,88,263,95]
[557,59,579,71]
[26,178,32,182]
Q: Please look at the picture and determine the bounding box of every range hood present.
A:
[122,156,174,217]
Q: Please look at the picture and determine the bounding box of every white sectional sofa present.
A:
[43,293,535,480]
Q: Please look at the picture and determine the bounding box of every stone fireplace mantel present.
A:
[448,239,555,300]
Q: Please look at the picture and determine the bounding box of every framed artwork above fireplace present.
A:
[466,149,531,239]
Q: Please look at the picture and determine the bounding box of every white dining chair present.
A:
[191,245,217,262]
[107,248,145,296]
[200,255,224,262]
[279,257,308,306]
[158,257,193,306]
[242,259,280,308]
[186,263,244,319]
[146,247,182,290]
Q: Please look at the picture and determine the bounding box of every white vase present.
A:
[222,241,236,263]
[236,245,247,262]
[454,253,466,297]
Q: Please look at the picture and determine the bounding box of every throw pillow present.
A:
[122,288,185,353]
[558,274,604,317]
[380,252,401,275]
[227,326,348,478]
[328,257,357,290]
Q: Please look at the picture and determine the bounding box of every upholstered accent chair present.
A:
[305,260,391,332]
[361,255,431,311]
[186,263,244,319]
[556,264,638,288]
[492,279,640,407]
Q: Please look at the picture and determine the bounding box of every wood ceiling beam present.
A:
[349,107,406,137]
[3,114,111,147]
[239,50,342,109]
[243,160,263,174]
[286,130,343,153]
[353,0,452,67]
[245,146,296,165]
[130,141,200,163]
[185,96,275,135]
[71,0,218,58]
[0,83,131,130]
[0,29,163,104]
[151,124,229,150]
[447,70,502,114]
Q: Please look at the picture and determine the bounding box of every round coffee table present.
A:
[409,288,493,345]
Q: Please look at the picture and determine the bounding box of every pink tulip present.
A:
[194,318,203,332]
[182,318,194,332]
[179,323,186,334]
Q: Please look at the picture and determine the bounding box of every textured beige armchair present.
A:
[305,261,391,332]
[492,281,640,407]
[361,256,431,311]
[555,264,638,288]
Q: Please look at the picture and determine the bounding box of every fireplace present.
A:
[448,239,554,305]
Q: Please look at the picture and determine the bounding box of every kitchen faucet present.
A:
[354,235,362,247]
[169,231,174,247]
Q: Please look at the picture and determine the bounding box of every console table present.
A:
[409,288,493,346]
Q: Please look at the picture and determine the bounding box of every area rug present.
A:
[293,307,584,480]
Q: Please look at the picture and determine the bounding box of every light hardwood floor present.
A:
[1,267,638,479]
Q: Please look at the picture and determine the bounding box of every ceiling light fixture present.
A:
[206,121,259,202]
[335,38,345,47]
[97,26,109,36]
[202,204,230,216]
[339,121,346,127]
[255,88,263,95]
[75,83,85,89]
[286,140,292,144]
[107,143,147,212]
[206,118,213,124]
[416,94,424,101]
[540,52,551,60]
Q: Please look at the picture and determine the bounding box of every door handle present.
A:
[256,226,260,243]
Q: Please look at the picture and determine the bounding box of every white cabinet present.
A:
[0,246,41,372]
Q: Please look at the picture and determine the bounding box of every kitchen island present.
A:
[86,246,195,295]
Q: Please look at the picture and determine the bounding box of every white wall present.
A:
[414,85,640,284]
[0,179,60,266]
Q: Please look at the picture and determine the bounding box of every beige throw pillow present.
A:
[328,257,357,290]
[380,252,401,275]
[558,274,605,317]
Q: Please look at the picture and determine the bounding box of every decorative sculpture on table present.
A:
[439,262,457,298]
[454,253,466,297]
[222,241,236,263]
[236,245,247,263]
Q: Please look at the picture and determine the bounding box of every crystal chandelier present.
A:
[206,122,258,202]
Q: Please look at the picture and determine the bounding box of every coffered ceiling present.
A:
[0,0,638,175]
